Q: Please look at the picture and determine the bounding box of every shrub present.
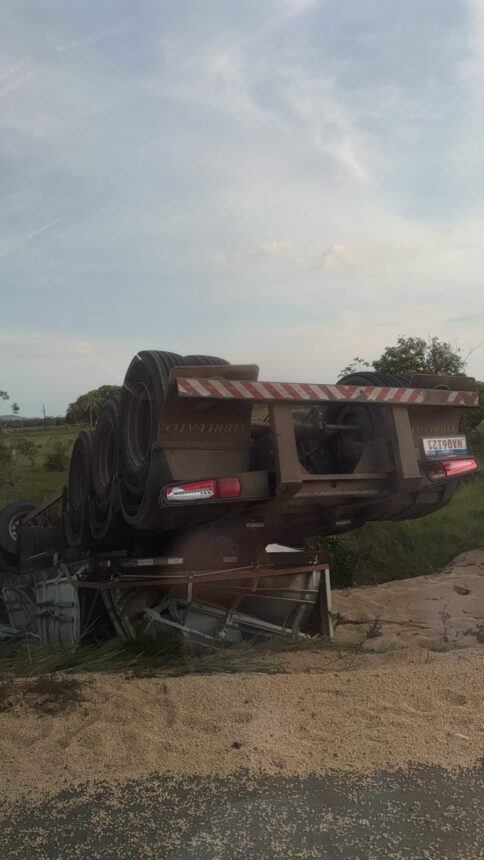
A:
[15,437,37,466]
[44,439,70,472]
[469,420,484,462]
[0,428,14,488]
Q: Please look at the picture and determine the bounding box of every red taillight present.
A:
[165,477,241,503]
[425,458,478,481]
[216,477,241,498]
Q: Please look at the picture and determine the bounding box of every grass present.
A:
[0,629,374,681]
[321,475,484,587]
[0,636,287,679]
[0,425,79,506]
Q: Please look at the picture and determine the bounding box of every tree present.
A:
[80,390,103,427]
[0,390,9,402]
[340,335,484,457]
[373,336,465,376]
[11,402,19,416]
[65,385,120,425]
[341,336,466,378]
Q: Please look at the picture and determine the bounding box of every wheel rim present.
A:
[8,515,21,542]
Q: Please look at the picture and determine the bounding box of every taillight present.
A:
[165,480,216,502]
[425,458,478,481]
[216,477,241,498]
[165,477,241,503]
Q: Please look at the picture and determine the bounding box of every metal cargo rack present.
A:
[2,548,332,648]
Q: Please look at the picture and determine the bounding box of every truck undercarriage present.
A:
[0,351,478,647]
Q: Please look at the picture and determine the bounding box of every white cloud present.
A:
[281,70,371,182]
[278,0,321,17]
[1,2,484,414]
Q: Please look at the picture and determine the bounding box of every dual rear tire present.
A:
[64,352,230,546]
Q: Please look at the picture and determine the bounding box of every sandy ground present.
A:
[0,550,483,805]
[333,547,484,651]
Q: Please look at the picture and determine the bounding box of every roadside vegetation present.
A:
[0,425,78,507]
[317,475,483,587]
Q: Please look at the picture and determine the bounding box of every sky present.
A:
[1,0,484,416]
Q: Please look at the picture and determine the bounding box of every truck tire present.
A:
[0,500,38,556]
[92,395,120,501]
[325,372,411,462]
[0,544,19,574]
[119,351,184,526]
[183,355,230,366]
[65,430,94,547]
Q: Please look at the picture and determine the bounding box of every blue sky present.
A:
[1,0,484,415]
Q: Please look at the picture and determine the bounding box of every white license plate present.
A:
[422,435,468,458]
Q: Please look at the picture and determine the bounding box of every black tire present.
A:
[90,395,121,545]
[120,351,183,492]
[92,395,120,502]
[325,372,410,456]
[0,544,19,574]
[65,430,94,548]
[183,355,230,366]
[336,371,410,387]
[89,485,120,544]
[0,500,38,556]
[119,351,184,525]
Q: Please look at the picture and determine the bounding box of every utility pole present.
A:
[42,403,46,426]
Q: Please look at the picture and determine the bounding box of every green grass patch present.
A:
[0,425,80,506]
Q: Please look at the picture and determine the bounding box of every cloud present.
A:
[278,0,321,16]
[1,1,483,414]
[208,240,360,272]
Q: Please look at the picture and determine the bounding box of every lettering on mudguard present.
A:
[160,422,249,435]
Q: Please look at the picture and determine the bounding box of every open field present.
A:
[0,425,80,507]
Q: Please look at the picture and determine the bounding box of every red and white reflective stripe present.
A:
[176,378,478,407]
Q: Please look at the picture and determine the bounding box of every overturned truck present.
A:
[0,351,479,647]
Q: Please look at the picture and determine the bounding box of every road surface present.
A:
[1,764,482,859]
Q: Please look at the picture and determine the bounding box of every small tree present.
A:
[16,437,37,467]
[0,390,8,402]
[11,402,20,416]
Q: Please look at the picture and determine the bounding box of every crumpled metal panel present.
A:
[35,577,80,648]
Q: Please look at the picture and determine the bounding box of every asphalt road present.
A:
[1,764,482,859]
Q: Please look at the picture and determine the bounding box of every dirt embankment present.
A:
[0,550,482,802]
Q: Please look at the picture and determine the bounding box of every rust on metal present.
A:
[75,561,329,590]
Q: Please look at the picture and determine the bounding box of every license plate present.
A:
[422,435,468,458]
